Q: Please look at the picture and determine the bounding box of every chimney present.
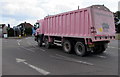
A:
[78,6,79,10]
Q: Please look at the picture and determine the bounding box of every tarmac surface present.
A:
[2,37,119,75]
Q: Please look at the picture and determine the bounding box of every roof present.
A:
[45,5,111,19]
[89,5,111,12]
[17,22,33,28]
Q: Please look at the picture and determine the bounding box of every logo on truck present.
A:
[98,23,109,33]
[102,23,109,32]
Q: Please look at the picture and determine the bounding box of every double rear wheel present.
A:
[92,43,108,54]
[63,40,87,56]
[74,42,88,56]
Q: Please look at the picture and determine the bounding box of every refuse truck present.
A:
[34,5,116,56]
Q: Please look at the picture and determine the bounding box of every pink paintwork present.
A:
[43,8,92,37]
[35,19,44,36]
[36,5,115,42]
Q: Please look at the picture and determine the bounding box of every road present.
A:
[2,37,119,75]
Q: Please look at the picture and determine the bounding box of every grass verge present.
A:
[115,34,120,40]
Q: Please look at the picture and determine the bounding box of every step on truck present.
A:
[34,5,116,56]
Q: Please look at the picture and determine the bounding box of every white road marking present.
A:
[16,58,50,75]
[52,54,94,66]
[21,46,35,52]
[18,42,20,45]
[27,64,50,75]
[108,46,120,50]
[17,40,21,46]
[16,58,26,63]
[40,48,46,52]
[104,50,107,52]
[94,55,106,58]
[17,40,21,42]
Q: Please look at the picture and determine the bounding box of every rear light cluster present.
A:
[91,27,97,33]
[94,36,115,40]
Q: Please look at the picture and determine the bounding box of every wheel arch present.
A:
[62,37,86,45]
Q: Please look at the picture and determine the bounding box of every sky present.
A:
[118,1,120,11]
[0,0,120,27]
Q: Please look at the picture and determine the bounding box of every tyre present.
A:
[38,37,42,47]
[44,38,51,49]
[74,42,87,56]
[92,43,108,54]
[63,40,73,53]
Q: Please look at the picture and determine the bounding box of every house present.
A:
[17,22,33,36]
[17,22,33,28]
[0,24,2,37]
[1,24,8,38]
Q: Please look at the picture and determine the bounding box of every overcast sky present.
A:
[0,0,119,27]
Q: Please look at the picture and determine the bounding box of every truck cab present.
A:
[34,19,44,43]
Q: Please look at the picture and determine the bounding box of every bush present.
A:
[115,34,120,40]
[115,24,120,33]
[8,28,14,37]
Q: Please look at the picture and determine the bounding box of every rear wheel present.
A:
[92,43,108,54]
[74,42,87,57]
[63,40,73,53]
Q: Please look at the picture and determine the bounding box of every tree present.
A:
[7,24,10,30]
[114,11,120,33]
[115,11,120,19]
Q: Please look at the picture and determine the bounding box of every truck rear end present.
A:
[88,5,116,54]
[91,5,115,41]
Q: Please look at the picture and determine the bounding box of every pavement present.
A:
[2,37,119,75]
[0,38,2,76]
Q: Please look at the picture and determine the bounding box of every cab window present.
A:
[34,23,41,30]
[36,23,40,28]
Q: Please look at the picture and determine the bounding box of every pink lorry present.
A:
[34,5,116,56]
